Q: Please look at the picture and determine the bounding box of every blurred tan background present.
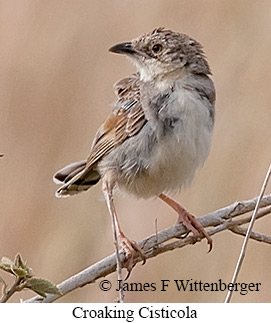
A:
[1,0,271,303]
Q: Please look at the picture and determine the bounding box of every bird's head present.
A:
[109,28,211,82]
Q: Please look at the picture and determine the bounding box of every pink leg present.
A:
[159,193,212,251]
[103,177,146,276]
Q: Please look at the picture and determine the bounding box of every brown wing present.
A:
[85,73,146,168]
[54,74,146,197]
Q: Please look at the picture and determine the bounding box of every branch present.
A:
[0,277,23,303]
[24,194,271,303]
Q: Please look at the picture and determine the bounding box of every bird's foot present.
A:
[118,232,146,279]
[176,208,213,252]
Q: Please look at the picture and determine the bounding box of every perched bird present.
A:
[54,28,215,273]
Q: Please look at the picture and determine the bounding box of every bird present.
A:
[54,28,215,274]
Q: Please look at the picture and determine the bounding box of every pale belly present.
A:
[99,117,213,199]
[98,84,214,199]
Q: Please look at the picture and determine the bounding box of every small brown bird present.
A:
[54,28,215,273]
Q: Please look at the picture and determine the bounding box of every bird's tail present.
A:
[53,160,100,197]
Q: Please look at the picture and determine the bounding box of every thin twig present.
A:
[0,277,23,303]
[23,194,271,303]
[224,163,271,303]
[229,226,271,244]
[104,180,124,303]
[0,276,7,300]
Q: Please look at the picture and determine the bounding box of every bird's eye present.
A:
[152,43,163,53]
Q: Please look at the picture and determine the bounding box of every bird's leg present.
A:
[102,176,146,277]
[158,193,212,251]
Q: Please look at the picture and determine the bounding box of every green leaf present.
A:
[12,267,28,278]
[14,254,32,278]
[0,255,33,278]
[0,257,14,274]
[1,257,13,266]
[25,278,61,298]
[15,254,26,269]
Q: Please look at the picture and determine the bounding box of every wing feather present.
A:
[55,74,147,196]
[85,74,146,168]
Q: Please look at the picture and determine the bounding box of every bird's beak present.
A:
[108,42,136,55]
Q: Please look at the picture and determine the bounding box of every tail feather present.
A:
[53,160,101,197]
[53,160,87,184]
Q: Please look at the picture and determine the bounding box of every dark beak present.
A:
[108,42,136,55]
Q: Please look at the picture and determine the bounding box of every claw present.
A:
[118,233,146,279]
[176,211,213,252]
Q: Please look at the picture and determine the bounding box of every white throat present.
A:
[128,57,163,83]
